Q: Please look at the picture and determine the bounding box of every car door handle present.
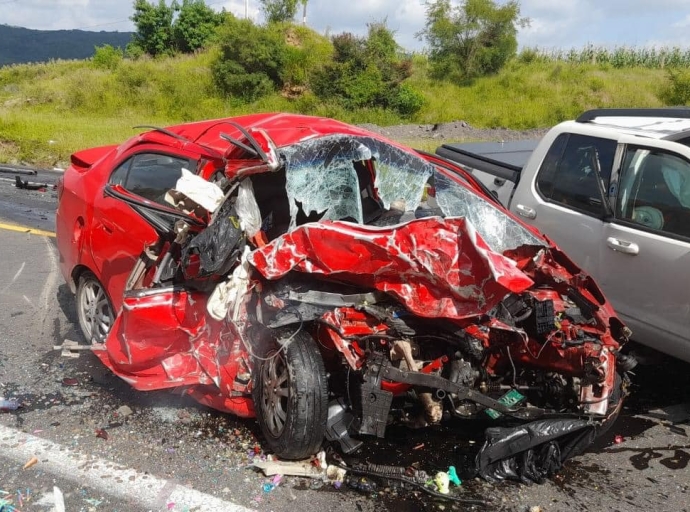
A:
[515,204,536,219]
[606,237,639,255]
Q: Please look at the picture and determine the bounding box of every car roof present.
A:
[574,108,690,141]
[172,112,385,152]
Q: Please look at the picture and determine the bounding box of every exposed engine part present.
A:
[358,304,416,336]
[616,352,638,372]
[524,298,555,337]
[491,293,532,325]
[389,339,419,370]
[359,354,394,437]
[448,357,479,388]
[418,392,443,424]
[324,398,363,454]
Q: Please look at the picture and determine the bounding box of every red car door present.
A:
[89,147,200,313]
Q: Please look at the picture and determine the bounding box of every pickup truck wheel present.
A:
[252,328,328,460]
[76,271,114,344]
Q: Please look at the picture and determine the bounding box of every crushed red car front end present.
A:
[86,123,632,481]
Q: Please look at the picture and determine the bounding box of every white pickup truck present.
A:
[436,108,690,363]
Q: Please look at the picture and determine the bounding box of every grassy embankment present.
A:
[0,49,672,167]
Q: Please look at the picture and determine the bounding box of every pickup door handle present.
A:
[515,204,536,219]
[606,237,639,255]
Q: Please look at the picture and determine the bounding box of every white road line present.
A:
[0,424,255,512]
[0,261,25,294]
[39,236,58,325]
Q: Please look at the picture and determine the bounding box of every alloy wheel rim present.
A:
[80,280,113,343]
[261,352,289,437]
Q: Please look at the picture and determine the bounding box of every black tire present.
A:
[76,271,115,344]
[252,328,328,459]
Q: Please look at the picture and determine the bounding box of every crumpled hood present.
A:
[248,216,535,319]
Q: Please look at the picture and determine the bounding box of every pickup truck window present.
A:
[617,147,690,239]
[536,133,617,217]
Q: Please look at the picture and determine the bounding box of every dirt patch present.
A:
[359,121,549,144]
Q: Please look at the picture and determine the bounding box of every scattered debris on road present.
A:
[22,457,38,470]
[14,175,48,191]
[0,398,20,412]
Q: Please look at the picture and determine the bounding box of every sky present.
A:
[2,0,690,52]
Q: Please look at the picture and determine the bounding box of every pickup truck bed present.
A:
[436,140,538,182]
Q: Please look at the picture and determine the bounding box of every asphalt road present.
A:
[1,169,689,512]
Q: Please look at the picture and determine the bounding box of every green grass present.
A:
[0,50,677,166]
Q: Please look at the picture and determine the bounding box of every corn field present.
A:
[520,45,690,68]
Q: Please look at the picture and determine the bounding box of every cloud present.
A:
[3,0,690,52]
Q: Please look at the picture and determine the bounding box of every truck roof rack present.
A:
[576,108,690,123]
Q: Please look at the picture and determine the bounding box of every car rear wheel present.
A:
[252,328,328,460]
[76,271,114,344]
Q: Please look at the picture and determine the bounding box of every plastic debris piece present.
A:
[95,429,109,440]
[165,168,224,214]
[15,175,49,191]
[346,476,377,494]
[448,466,462,487]
[413,443,425,450]
[62,377,79,387]
[262,483,275,493]
[326,465,347,483]
[116,405,133,418]
[614,435,624,444]
[84,498,103,506]
[485,388,526,419]
[23,457,38,470]
[271,475,283,486]
[434,472,450,494]
[54,487,66,512]
[253,459,326,478]
[0,399,20,412]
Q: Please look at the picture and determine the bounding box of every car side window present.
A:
[536,133,617,216]
[109,153,193,205]
[617,147,690,239]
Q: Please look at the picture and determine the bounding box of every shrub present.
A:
[278,24,333,87]
[660,69,690,105]
[92,45,124,70]
[311,22,423,116]
[391,83,426,116]
[212,17,286,101]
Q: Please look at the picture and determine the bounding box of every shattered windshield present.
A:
[279,134,544,252]
[434,171,545,253]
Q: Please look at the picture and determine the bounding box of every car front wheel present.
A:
[76,271,114,344]
[252,328,328,460]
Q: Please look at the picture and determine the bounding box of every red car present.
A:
[56,113,634,481]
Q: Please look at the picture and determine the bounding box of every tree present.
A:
[173,0,224,53]
[129,0,223,57]
[260,0,308,24]
[130,0,177,57]
[419,0,528,81]
[311,22,424,116]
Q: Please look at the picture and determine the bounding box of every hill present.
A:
[0,48,677,167]
[0,25,132,66]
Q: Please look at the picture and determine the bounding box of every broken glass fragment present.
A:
[435,171,544,253]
